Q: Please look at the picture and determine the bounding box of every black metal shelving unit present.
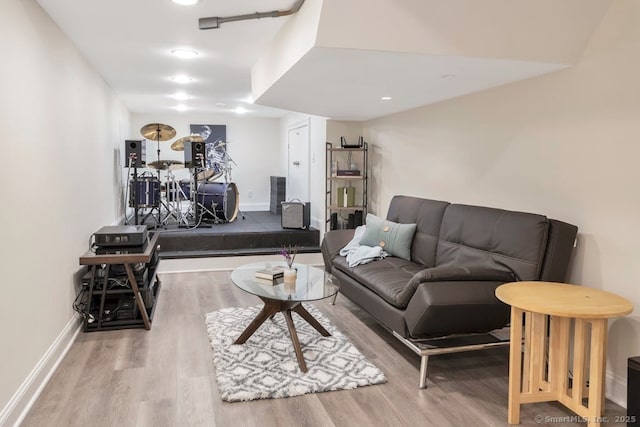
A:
[325,142,368,231]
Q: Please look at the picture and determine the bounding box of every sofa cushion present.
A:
[386,196,450,268]
[360,214,417,261]
[333,255,424,309]
[436,204,549,281]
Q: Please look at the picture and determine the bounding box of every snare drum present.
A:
[129,177,160,208]
[196,182,239,222]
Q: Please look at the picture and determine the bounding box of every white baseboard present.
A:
[0,315,82,427]
[310,215,320,229]
[239,202,269,211]
[606,371,627,409]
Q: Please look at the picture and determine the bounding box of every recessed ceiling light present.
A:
[381,96,392,101]
[172,0,198,6]
[175,104,188,112]
[170,75,192,83]
[215,102,226,107]
[440,74,456,79]
[234,107,247,114]
[170,48,199,59]
[174,92,190,101]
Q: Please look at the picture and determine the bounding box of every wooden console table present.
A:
[496,282,632,427]
[79,232,160,331]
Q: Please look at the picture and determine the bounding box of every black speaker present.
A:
[347,213,355,229]
[629,357,640,425]
[184,140,206,169]
[330,213,338,230]
[124,140,146,168]
[354,210,363,227]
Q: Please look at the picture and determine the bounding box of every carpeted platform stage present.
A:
[143,211,320,259]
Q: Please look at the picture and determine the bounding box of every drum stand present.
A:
[130,156,140,225]
[162,171,190,227]
[181,176,197,223]
[141,206,161,227]
[179,163,213,228]
[124,154,146,226]
[195,170,224,224]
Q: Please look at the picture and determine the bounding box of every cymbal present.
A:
[147,160,184,170]
[140,123,176,141]
[171,135,204,151]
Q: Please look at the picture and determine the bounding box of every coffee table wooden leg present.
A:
[234,301,279,344]
[283,309,308,372]
[292,304,331,337]
[508,307,524,424]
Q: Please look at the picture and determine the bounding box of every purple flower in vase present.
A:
[280,245,298,269]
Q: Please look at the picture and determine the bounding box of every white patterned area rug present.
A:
[205,304,386,402]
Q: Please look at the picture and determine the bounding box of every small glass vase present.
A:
[283,267,297,283]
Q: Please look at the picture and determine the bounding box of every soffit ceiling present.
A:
[253,0,612,120]
[36,0,612,121]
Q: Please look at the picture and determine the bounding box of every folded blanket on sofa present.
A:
[339,225,388,267]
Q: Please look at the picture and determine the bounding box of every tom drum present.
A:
[129,177,160,208]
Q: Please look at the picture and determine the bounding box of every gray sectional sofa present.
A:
[321,195,578,387]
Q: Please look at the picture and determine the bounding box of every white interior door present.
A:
[287,123,310,202]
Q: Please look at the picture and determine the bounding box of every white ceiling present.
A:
[36,0,610,121]
[36,0,295,118]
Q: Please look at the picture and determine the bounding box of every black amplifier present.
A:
[281,201,310,229]
[93,225,148,247]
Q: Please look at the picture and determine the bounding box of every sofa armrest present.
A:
[405,280,511,338]
[407,265,516,285]
[392,265,515,308]
[320,229,355,272]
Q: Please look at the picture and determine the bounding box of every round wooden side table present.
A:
[496,281,633,427]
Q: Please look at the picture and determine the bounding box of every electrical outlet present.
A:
[247,190,253,199]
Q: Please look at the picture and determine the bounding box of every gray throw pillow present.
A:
[360,214,417,261]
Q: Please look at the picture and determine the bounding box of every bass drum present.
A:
[129,177,160,208]
[196,182,239,222]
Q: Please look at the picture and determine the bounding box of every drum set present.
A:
[125,123,241,228]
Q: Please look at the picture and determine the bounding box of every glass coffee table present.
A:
[231,262,339,372]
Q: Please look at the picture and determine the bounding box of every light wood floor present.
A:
[22,270,626,427]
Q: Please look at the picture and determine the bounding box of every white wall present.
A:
[326,120,363,145]
[130,114,281,212]
[363,0,640,405]
[280,113,327,232]
[0,0,130,421]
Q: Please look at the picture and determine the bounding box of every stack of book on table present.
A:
[255,266,285,285]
